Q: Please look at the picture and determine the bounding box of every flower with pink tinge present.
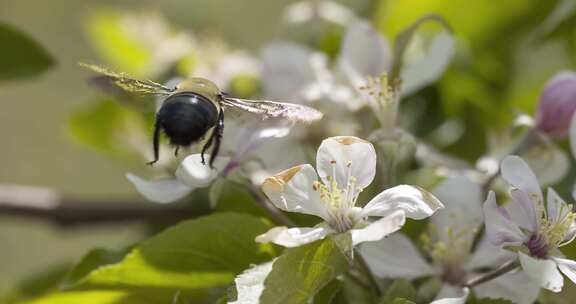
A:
[483,155,576,292]
[361,175,540,304]
[535,71,576,138]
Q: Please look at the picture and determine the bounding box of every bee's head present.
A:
[176,78,221,101]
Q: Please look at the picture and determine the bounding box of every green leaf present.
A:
[86,10,152,76]
[381,279,417,304]
[259,238,350,304]
[313,279,344,304]
[213,180,269,219]
[415,278,442,303]
[69,212,276,290]
[63,248,125,288]
[0,23,54,81]
[68,99,150,157]
[340,275,377,304]
[20,289,211,304]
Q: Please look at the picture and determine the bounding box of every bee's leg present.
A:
[174,146,180,157]
[147,120,161,166]
[200,129,216,165]
[208,109,224,169]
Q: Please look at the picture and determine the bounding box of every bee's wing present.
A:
[80,63,174,96]
[222,98,323,123]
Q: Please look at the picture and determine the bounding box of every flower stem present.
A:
[464,259,519,287]
[354,249,384,297]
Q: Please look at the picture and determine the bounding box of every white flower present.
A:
[228,260,275,304]
[127,120,291,204]
[194,50,259,90]
[282,0,356,26]
[260,20,454,115]
[361,175,540,304]
[260,42,329,103]
[126,154,229,204]
[329,20,454,111]
[255,136,443,247]
[483,155,576,292]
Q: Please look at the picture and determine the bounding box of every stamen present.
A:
[527,200,576,259]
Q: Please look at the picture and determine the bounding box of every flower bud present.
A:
[535,71,576,138]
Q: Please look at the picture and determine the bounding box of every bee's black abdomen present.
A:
[156,92,218,146]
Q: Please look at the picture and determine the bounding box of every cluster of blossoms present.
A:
[109,4,576,304]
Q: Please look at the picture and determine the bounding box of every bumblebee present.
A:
[82,64,323,167]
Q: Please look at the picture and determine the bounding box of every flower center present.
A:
[312,160,363,232]
[533,203,576,256]
[358,74,400,129]
[526,233,549,259]
[440,263,468,286]
[421,223,477,285]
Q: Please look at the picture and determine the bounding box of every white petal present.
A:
[401,31,455,96]
[501,155,543,212]
[467,236,515,270]
[474,271,540,304]
[176,154,228,188]
[519,252,564,292]
[229,260,274,304]
[282,1,314,24]
[508,188,539,232]
[554,257,576,285]
[316,136,376,189]
[482,191,526,247]
[338,20,390,87]
[126,173,192,204]
[235,120,292,158]
[260,42,317,101]
[255,226,330,248]
[523,145,569,186]
[431,175,483,244]
[431,285,469,304]
[362,185,444,220]
[350,210,405,246]
[262,164,329,220]
[318,1,356,26]
[360,233,434,279]
[547,188,569,225]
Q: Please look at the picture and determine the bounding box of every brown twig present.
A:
[0,184,204,226]
[465,259,519,287]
